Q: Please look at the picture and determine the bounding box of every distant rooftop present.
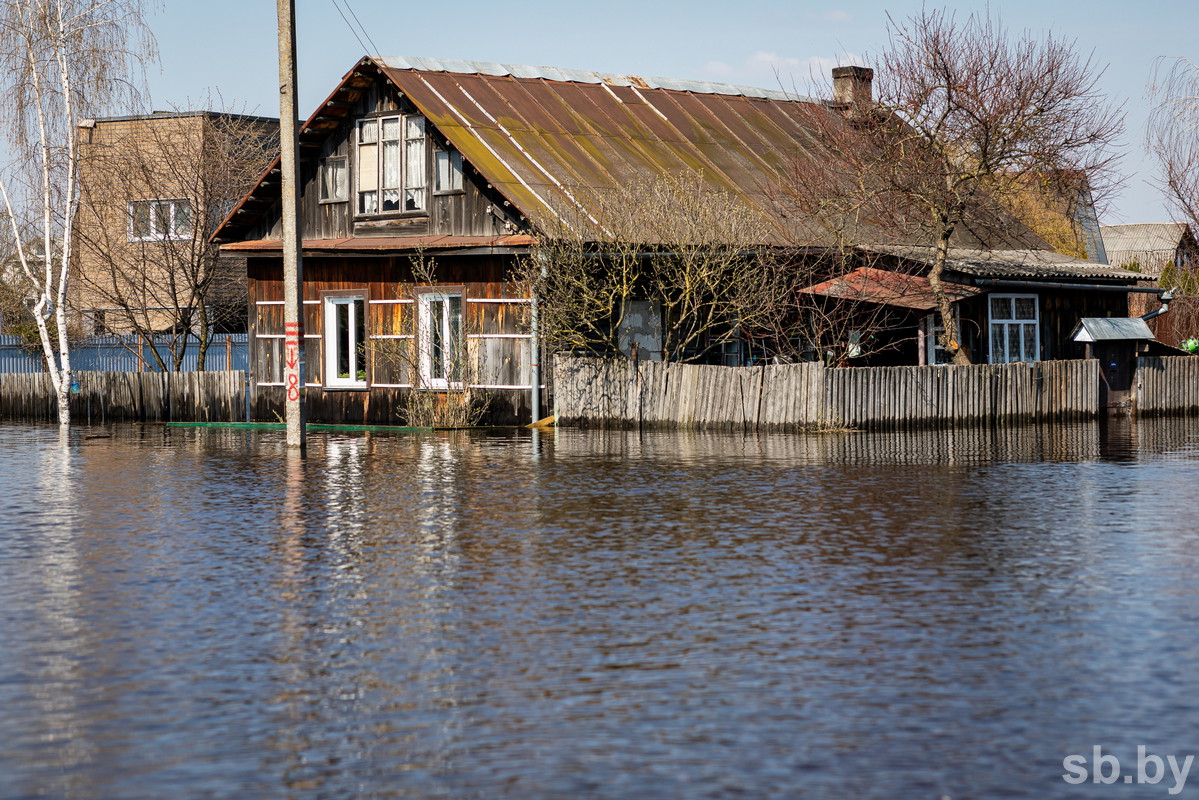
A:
[81,110,279,127]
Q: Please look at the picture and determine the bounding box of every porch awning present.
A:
[798,267,980,311]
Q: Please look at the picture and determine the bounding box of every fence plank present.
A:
[0,370,248,423]
[553,355,1116,431]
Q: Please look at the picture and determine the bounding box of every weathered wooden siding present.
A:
[1136,357,1199,417]
[246,252,538,425]
[0,371,247,423]
[257,77,505,243]
[555,356,1101,431]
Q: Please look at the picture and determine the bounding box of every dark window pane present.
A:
[337,302,350,379]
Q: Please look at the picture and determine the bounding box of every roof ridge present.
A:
[373,55,813,103]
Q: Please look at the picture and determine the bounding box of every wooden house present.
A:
[214,57,1148,423]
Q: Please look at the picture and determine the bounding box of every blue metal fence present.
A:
[0,333,249,373]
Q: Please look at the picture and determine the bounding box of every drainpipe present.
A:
[1140,288,1175,321]
[529,252,547,424]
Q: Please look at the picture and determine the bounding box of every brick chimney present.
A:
[832,66,874,108]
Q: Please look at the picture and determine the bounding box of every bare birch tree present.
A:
[0,0,156,423]
[779,8,1123,364]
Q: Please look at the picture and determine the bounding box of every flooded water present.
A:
[3,418,1199,799]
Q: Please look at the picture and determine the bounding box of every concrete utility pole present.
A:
[277,0,306,449]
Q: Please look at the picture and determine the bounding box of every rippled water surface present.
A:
[3,418,1199,799]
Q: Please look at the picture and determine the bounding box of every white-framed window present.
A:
[129,199,191,241]
[435,147,464,193]
[357,114,426,214]
[319,156,347,202]
[922,310,960,365]
[418,291,464,388]
[323,292,368,388]
[988,293,1040,364]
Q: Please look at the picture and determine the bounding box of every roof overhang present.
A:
[220,233,536,255]
[799,267,979,310]
[865,245,1144,283]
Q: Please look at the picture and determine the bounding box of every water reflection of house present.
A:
[212,57,1150,424]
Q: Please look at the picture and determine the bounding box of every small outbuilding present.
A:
[1071,317,1155,409]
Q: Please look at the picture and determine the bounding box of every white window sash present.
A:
[418,291,463,388]
[323,295,368,388]
[987,293,1040,364]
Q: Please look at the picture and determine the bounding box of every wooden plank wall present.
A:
[554,356,1101,431]
[0,371,247,423]
[1136,357,1199,417]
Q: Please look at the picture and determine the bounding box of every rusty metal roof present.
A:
[799,267,979,310]
[212,56,835,246]
[375,57,826,242]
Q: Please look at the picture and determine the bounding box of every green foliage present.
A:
[1160,262,1199,295]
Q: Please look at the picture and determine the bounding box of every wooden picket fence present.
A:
[0,370,248,423]
[554,356,1105,431]
[1136,356,1199,417]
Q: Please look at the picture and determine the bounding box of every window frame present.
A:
[923,309,961,366]
[322,289,370,390]
[416,287,466,389]
[128,198,192,242]
[434,147,465,195]
[319,155,348,204]
[355,113,428,217]
[987,293,1040,364]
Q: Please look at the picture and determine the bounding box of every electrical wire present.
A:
[329,0,381,58]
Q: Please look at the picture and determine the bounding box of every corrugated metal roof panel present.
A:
[1100,223,1188,254]
[383,62,824,240]
[870,246,1143,282]
[376,56,810,102]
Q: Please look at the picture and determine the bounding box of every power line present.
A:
[329,0,381,57]
[343,0,382,57]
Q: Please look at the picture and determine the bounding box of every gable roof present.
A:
[212,56,843,246]
[1071,317,1155,342]
[211,56,1101,275]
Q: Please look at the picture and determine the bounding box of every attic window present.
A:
[320,156,347,203]
[357,114,426,214]
[435,148,463,193]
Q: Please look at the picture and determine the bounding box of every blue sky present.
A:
[147,0,1194,225]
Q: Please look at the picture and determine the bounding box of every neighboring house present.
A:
[1100,222,1199,345]
[802,246,1140,366]
[213,56,1146,424]
[73,111,279,339]
[998,170,1109,263]
[1100,222,1198,277]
